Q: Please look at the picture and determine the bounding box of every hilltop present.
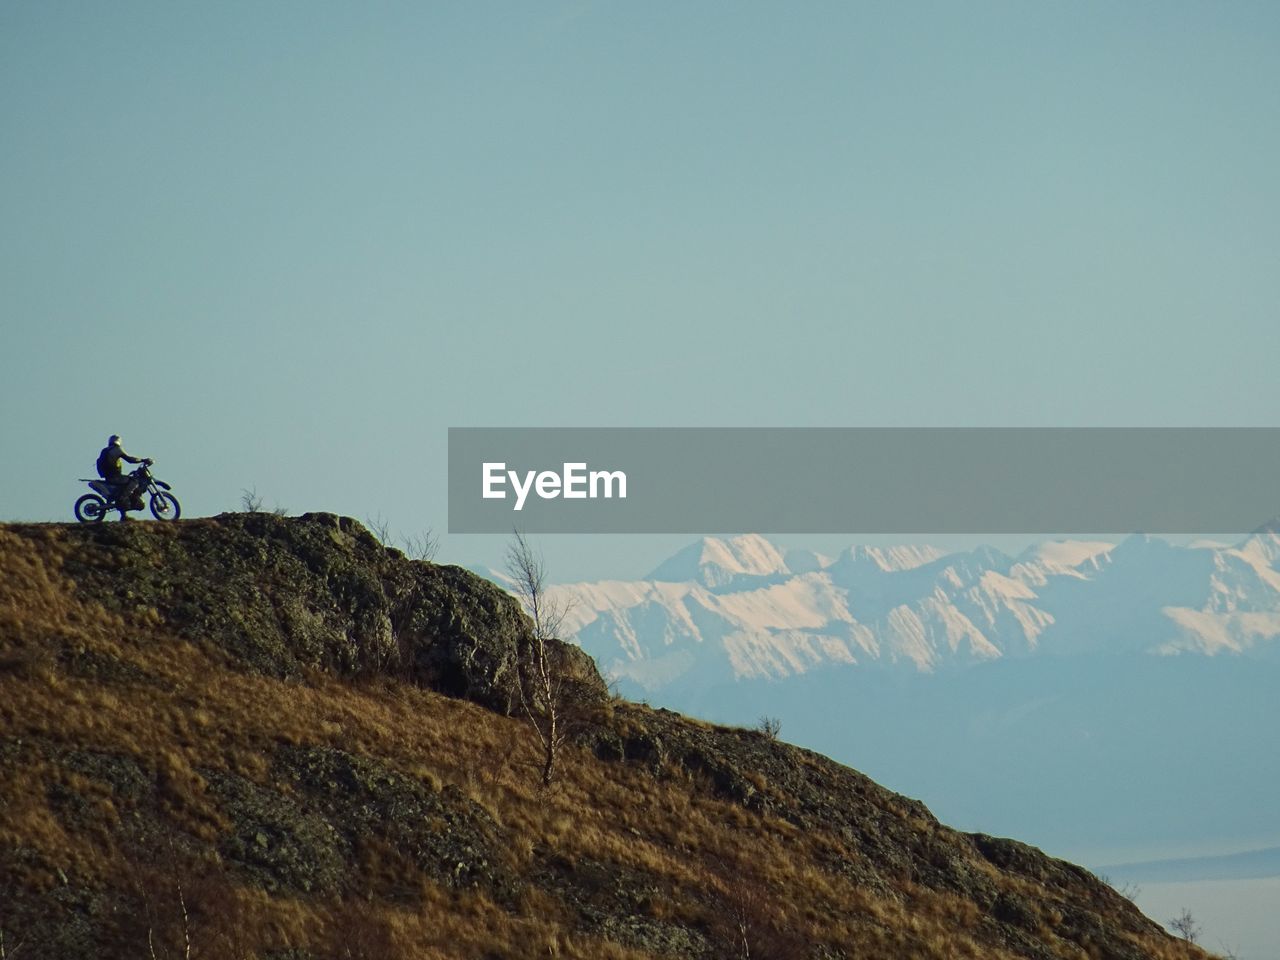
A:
[0,514,1212,959]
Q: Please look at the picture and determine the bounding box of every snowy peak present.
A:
[831,544,946,572]
[1017,539,1115,571]
[1234,524,1280,568]
[646,534,788,588]
[1249,517,1280,537]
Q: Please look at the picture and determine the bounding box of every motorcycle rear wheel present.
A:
[74,494,107,523]
[150,492,181,521]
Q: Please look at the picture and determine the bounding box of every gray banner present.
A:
[448,428,1280,534]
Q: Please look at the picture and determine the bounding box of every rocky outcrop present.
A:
[48,511,607,711]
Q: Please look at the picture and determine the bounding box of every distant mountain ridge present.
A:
[550,529,1280,692]
[647,533,791,587]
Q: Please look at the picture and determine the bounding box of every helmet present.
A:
[108,435,121,445]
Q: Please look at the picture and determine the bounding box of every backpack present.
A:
[96,447,117,479]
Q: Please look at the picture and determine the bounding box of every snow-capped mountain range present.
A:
[474,530,1280,858]
[547,528,1280,692]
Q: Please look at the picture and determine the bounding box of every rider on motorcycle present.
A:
[96,435,151,518]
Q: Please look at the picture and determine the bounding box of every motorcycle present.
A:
[74,460,182,523]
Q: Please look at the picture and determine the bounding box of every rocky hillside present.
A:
[0,514,1213,959]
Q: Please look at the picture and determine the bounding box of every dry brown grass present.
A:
[0,526,1224,960]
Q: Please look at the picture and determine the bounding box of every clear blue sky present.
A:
[4,1,1279,580]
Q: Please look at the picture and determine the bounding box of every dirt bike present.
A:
[74,460,182,522]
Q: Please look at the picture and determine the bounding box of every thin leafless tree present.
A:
[241,486,287,516]
[364,513,393,543]
[1169,908,1200,944]
[145,881,191,960]
[400,529,440,562]
[505,529,576,786]
[240,487,265,512]
[707,855,803,960]
[365,514,439,561]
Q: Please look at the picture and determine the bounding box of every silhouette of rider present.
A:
[96,435,150,517]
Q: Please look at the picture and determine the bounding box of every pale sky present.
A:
[4,1,1279,580]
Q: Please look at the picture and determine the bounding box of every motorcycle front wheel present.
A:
[74,494,107,523]
[149,492,181,521]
